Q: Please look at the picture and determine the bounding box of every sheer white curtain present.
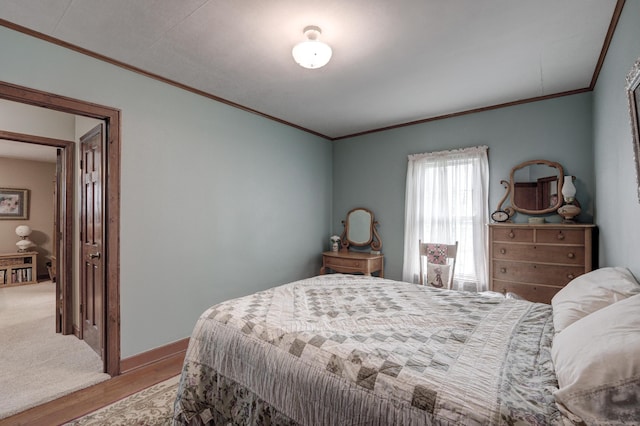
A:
[402,145,489,291]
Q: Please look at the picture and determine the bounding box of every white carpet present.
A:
[0,282,110,419]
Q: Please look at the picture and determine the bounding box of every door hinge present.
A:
[80,159,83,170]
[79,303,83,315]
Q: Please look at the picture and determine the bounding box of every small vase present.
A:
[331,242,339,252]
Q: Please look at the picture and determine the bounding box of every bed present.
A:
[173,270,640,425]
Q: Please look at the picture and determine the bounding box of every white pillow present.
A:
[551,267,640,334]
[552,293,640,423]
[426,263,451,289]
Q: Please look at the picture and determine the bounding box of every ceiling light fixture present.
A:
[292,25,332,69]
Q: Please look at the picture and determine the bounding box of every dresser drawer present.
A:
[492,280,561,304]
[492,260,584,286]
[536,228,585,244]
[493,244,585,265]
[325,256,363,269]
[321,252,384,277]
[491,227,533,243]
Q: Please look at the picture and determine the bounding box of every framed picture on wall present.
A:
[0,188,29,220]
[627,57,640,203]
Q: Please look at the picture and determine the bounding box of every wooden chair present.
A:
[418,240,458,289]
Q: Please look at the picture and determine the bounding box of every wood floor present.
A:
[0,352,184,425]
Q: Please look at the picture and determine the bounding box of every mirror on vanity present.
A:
[340,207,382,252]
[495,159,564,220]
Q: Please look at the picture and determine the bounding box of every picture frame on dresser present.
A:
[0,188,29,220]
[626,56,640,203]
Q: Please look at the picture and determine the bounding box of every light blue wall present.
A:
[333,93,594,280]
[0,27,332,357]
[3,4,632,356]
[593,1,640,279]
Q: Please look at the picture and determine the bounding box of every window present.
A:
[402,146,489,291]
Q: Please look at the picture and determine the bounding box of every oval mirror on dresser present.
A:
[511,160,564,214]
[495,159,564,219]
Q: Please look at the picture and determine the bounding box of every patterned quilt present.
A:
[173,274,562,425]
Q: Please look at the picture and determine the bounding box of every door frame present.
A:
[0,80,122,376]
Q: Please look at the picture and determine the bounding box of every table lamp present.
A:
[15,225,34,252]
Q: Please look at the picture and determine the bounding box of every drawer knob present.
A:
[500,248,506,254]
[508,232,515,239]
[500,267,507,273]
[567,252,575,259]
[567,273,575,280]
[557,232,565,240]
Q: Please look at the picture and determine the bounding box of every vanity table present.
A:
[320,251,384,277]
[321,207,384,277]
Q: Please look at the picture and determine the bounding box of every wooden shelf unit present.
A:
[0,252,38,286]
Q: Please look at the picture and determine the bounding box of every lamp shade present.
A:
[15,225,32,238]
[561,175,576,202]
[292,26,332,69]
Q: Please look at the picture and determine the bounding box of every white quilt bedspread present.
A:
[173,274,561,425]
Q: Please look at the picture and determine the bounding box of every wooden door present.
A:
[80,124,105,358]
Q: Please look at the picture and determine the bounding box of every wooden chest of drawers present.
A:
[489,224,595,304]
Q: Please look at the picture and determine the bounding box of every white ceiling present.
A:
[0,139,57,163]
[0,0,619,139]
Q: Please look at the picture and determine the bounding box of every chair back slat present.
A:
[418,240,458,289]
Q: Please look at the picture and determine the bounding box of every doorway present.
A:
[0,81,121,376]
[0,130,73,335]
